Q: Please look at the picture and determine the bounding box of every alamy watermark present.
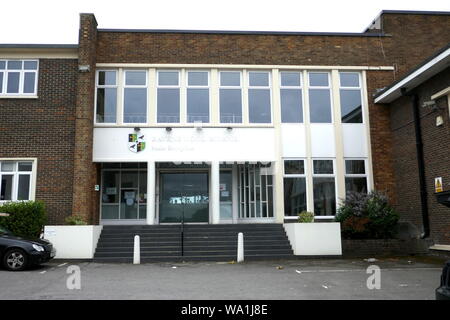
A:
[366,265,381,290]
[66,265,81,290]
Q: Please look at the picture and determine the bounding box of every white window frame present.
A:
[247,70,273,124]
[283,158,307,219]
[339,71,364,124]
[0,159,37,203]
[219,70,243,124]
[156,70,181,124]
[344,158,369,194]
[122,69,148,125]
[312,158,337,219]
[94,69,118,125]
[186,70,211,124]
[307,71,333,124]
[0,59,39,97]
[280,71,304,123]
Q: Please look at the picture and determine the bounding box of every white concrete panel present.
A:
[93,127,276,162]
[342,124,368,158]
[310,124,335,157]
[281,124,307,157]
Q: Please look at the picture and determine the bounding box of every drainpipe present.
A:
[401,88,430,238]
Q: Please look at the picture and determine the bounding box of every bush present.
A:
[298,211,314,223]
[0,201,47,238]
[64,215,87,225]
[335,191,399,239]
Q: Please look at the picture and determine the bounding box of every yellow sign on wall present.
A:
[435,177,443,193]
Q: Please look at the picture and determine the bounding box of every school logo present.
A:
[128,133,146,153]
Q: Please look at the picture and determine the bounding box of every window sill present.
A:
[0,95,38,99]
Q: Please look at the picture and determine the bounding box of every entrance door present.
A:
[159,172,209,223]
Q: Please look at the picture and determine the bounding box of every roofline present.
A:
[374,43,450,103]
[0,44,78,49]
[97,28,386,37]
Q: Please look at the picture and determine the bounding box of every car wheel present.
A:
[3,249,28,271]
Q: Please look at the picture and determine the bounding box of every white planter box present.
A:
[284,223,342,256]
[43,225,103,259]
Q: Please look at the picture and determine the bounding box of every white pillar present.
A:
[211,161,220,224]
[133,235,140,264]
[237,232,244,263]
[146,161,156,225]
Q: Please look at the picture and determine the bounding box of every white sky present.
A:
[1,0,449,44]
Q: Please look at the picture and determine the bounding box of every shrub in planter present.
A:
[0,201,47,238]
[298,211,314,223]
[335,191,399,239]
[65,215,88,225]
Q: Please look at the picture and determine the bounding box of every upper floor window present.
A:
[0,60,38,96]
[96,70,117,123]
[280,72,303,123]
[248,71,271,123]
[157,70,180,123]
[124,70,147,124]
[0,160,34,202]
[339,72,363,123]
[219,71,242,123]
[187,71,210,123]
[308,72,332,123]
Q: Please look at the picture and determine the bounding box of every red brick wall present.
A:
[0,59,77,224]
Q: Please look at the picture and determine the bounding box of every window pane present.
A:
[281,72,300,86]
[0,72,3,92]
[220,72,240,86]
[313,160,333,174]
[24,61,38,70]
[345,160,365,174]
[0,175,13,200]
[187,88,209,123]
[7,72,20,93]
[101,205,120,219]
[249,89,271,123]
[23,72,36,93]
[0,61,5,69]
[345,177,368,194]
[7,61,22,70]
[121,171,138,188]
[188,72,208,86]
[340,73,359,87]
[309,89,331,123]
[281,89,303,123]
[309,73,329,86]
[96,88,117,123]
[17,175,30,200]
[18,162,32,171]
[313,177,336,216]
[340,90,362,123]
[220,89,242,123]
[98,71,116,85]
[158,71,179,86]
[284,160,304,175]
[124,88,147,123]
[1,162,15,172]
[125,71,146,85]
[284,177,307,216]
[249,72,269,86]
[157,88,180,123]
[102,171,119,203]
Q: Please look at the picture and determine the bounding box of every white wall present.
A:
[284,223,342,255]
[342,124,368,157]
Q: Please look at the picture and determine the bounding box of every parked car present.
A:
[436,260,450,300]
[0,226,56,271]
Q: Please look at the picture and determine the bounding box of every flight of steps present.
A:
[94,224,294,263]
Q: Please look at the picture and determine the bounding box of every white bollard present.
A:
[237,232,244,263]
[133,235,140,265]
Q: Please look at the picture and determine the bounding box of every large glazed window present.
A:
[124,70,147,124]
[157,71,180,123]
[308,72,332,123]
[219,71,242,123]
[340,72,363,123]
[0,60,38,96]
[312,159,336,216]
[280,72,303,123]
[283,159,307,216]
[248,71,271,123]
[96,70,117,123]
[0,160,34,202]
[187,71,210,123]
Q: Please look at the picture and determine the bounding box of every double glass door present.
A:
[159,172,209,223]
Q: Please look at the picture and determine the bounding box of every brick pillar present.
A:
[72,14,98,224]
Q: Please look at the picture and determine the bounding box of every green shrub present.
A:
[0,201,47,238]
[335,191,399,239]
[65,215,87,225]
[298,211,314,223]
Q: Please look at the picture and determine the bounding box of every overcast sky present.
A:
[1,0,449,44]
